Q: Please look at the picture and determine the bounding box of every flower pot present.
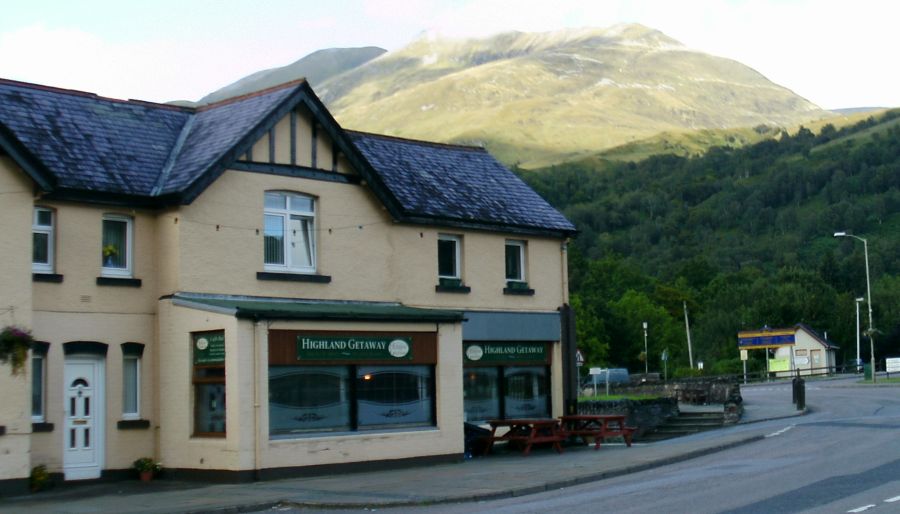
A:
[139,470,153,482]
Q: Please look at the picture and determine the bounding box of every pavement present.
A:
[1,390,806,514]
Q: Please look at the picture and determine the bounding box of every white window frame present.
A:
[101,214,134,277]
[505,240,527,283]
[264,192,317,273]
[32,353,46,422]
[32,207,54,273]
[438,234,462,280]
[122,355,141,420]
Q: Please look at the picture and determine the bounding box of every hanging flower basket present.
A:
[0,326,34,375]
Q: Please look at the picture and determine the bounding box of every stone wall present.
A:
[577,398,679,437]
[601,376,742,405]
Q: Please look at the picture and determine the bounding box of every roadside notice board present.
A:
[886,357,900,373]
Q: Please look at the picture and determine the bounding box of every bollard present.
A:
[796,377,805,410]
[792,376,799,404]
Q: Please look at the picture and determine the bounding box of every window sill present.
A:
[117,419,151,430]
[435,284,471,294]
[33,273,64,283]
[503,287,535,296]
[257,271,331,283]
[96,276,142,287]
[32,422,54,433]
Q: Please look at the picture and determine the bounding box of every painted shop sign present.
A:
[193,330,225,365]
[297,335,413,360]
[737,329,795,349]
[464,343,546,363]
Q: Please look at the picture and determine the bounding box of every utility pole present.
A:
[684,301,694,369]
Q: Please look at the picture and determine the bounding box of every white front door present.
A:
[64,357,105,480]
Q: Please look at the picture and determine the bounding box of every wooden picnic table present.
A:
[559,414,635,450]
[483,418,566,456]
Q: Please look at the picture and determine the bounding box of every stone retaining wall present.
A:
[577,398,679,437]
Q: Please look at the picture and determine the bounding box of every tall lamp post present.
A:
[855,297,864,373]
[642,321,649,376]
[834,232,876,383]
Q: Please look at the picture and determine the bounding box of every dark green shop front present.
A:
[463,341,551,422]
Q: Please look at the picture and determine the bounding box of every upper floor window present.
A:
[264,192,316,272]
[505,240,526,283]
[32,207,54,273]
[102,215,133,277]
[438,234,461,280]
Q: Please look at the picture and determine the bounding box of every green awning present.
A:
[170,293,464,323]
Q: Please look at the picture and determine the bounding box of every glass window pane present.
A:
[289,216,314,269]
[289,194,313,213]
[102,219,128,268]
[269,366,350,436]
[33,233,49,265]
[463,367,500,422]
[264,214,285,265]
[504,366,549,418]
[265,192,286,210]
[32,356,44,418]
[505,244,522,281]
[194,383,226,434]
[438,239,457,277]
[123,358,139,415]
[36,209,52,226]
[357,365,434,429]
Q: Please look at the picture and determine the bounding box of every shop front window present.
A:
[269,366,350,435]
[463,367,500,422]
[357,365,433,430]
[504,366,549,418]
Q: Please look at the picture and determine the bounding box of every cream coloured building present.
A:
[0,78,576,492]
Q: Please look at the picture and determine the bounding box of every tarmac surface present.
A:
[1,384,806,514]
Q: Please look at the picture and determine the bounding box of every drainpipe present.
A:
[253,318,262,481]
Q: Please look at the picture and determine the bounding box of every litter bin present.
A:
[864,364,872,381]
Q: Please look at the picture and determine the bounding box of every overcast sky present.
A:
[1,0,897,109]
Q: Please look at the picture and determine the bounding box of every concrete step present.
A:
[637,410,725,442]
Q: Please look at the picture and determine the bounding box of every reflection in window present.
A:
[463,367,500,422]
[194,383,226,434]
[504,366,549,418]
[269,366,350,436]
[357,366,434,429]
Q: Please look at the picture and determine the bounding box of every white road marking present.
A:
[765,425,795,438]
[885,495,900,502]
[848,505,876,512]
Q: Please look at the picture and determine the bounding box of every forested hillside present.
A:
[522,110,900,375]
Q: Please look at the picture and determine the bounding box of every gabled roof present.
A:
[795,323,840,350]
[349,132,576,237]
[0,78,574,237]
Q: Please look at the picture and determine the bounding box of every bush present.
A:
[29,465,51,492]
[673,367,704,378]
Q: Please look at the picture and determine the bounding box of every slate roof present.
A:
[0,78,574,237]
[350,131,576,235]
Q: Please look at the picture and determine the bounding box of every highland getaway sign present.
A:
[297,335,413,360]
[464,343,547,363]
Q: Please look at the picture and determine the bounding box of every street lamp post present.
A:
[834,231,876,383]
[855,297,864,373]
[642,321,649,376]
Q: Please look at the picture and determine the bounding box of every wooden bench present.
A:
[559,414,636,449]
[484,418,566,456]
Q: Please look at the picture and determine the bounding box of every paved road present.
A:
[278,378,900,514]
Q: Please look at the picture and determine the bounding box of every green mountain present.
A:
[320,24,830,168]
[521,110,900,374]
[196,46,386,105]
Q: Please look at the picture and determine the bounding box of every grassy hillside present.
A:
[321,24,830,168]
[521,109,900,373]
[196,47,386,105]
